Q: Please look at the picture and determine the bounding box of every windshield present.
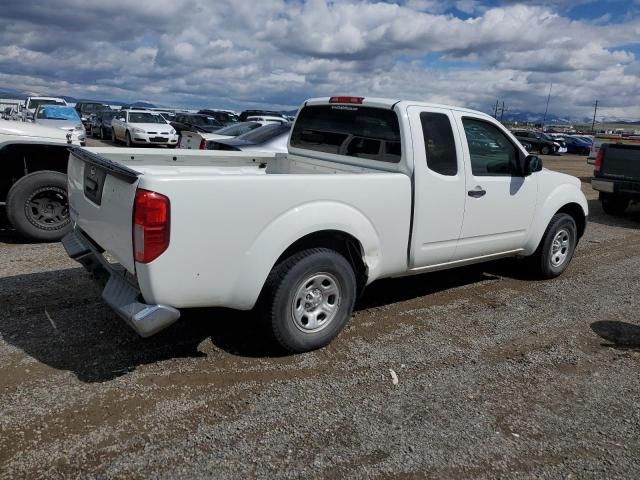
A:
[215,122,261,136]
[36,106,80,121]
[29,99,66,110]
[128,112,167,124]
[290,105,402,163]
[236,123,291,143]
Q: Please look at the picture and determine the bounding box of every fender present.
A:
[228,200,382,309]
[523,181,588,255]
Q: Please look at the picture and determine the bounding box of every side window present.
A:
[420,112,457,176]
[462,118,519,176]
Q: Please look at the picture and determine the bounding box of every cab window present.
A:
[420,112,457,176]
[462,118,520,176]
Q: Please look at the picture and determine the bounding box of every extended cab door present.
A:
[454,114,538,259]
[408,106,467,267]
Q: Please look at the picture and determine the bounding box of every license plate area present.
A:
[151,137,168,142]
[84,163,107,205]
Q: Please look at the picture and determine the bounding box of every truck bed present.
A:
[67,147,411,309]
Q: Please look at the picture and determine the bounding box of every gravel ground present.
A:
[1,154,639,479]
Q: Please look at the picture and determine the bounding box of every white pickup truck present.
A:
[63,96,588,352]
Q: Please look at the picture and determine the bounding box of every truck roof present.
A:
[304,96,496,122]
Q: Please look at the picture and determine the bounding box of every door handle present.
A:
[468,186,486,198]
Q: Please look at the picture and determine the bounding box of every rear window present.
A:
[290,105,402,163]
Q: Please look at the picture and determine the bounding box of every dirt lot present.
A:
[1,152,639,479]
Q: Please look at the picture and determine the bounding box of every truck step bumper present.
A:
[62,229,181,337]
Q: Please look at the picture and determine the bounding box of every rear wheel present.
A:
[261,248,357,353]
[600,193,629,215]
[528,213,577,279]
[6,171,71,242]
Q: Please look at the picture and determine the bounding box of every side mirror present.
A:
[524,155,543,175]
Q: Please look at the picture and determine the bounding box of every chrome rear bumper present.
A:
[62,229,180,337]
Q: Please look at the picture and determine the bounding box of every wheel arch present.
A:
[525,184,588,255]
[227,201,382,309]
[0,142,70,203]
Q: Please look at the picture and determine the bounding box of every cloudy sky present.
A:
[1,0,639,119]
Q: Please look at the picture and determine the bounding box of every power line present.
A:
[591,100,598,133]
[542,83,552,125]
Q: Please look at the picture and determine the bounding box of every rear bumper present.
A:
[62,229,180,337]
[592,177,640,198]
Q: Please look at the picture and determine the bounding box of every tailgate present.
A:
[601,144,640,181]
[67,147,141,273]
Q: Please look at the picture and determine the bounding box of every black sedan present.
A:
[171,113,223,134]
[511,130,558,155]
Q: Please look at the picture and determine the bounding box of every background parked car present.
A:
[512,130,558,155]
[197,109,239,125]
[74,101,109,130]
[89,110,120,140]
[238,109,288,122]
[177,121,265,149]
[170,113,223,135]
[20,96,67,122]
[541,133,567,154]
[246,115,289,125]
[33,104,86,146]
[205,122,291,153]
[563,136,592,155]
[111,110,178,147]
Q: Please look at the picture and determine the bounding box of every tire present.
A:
[111,128,118,143]
[261,248,357,353]
[540,145,550,155]
[600,193,629,215]
[528,213,577,279]
[100,127,105,140]
[6,171,71,242]
[125,131,132,147]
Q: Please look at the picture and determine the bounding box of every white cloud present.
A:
[0,0,638,118]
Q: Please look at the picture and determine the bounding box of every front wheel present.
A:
[528,213,577,279]
[6,171,71,241]
[540,145,551,155]
[111,128,118,143]
[125,131,132,147]
[100,127,106,140]
[261,248,357,353]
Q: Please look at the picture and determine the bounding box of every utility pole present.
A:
[493,99,499,119]
[591,100,599,134]
[542,83,552,126]
[499,101,508,122]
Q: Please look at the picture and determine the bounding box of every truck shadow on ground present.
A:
[0,262,511,383]
[586,199,640,230]
[591,321,640,352]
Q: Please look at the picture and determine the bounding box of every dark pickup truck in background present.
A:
[592,142,640,214]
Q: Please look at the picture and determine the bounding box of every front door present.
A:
[454,115,538,260]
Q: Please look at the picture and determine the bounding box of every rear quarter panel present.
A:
[135,172,412,309]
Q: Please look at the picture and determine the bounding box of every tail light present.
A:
[594,146,604,174]
[133,189,170,263]
[199,138,207,150]
[329,96,364,104]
